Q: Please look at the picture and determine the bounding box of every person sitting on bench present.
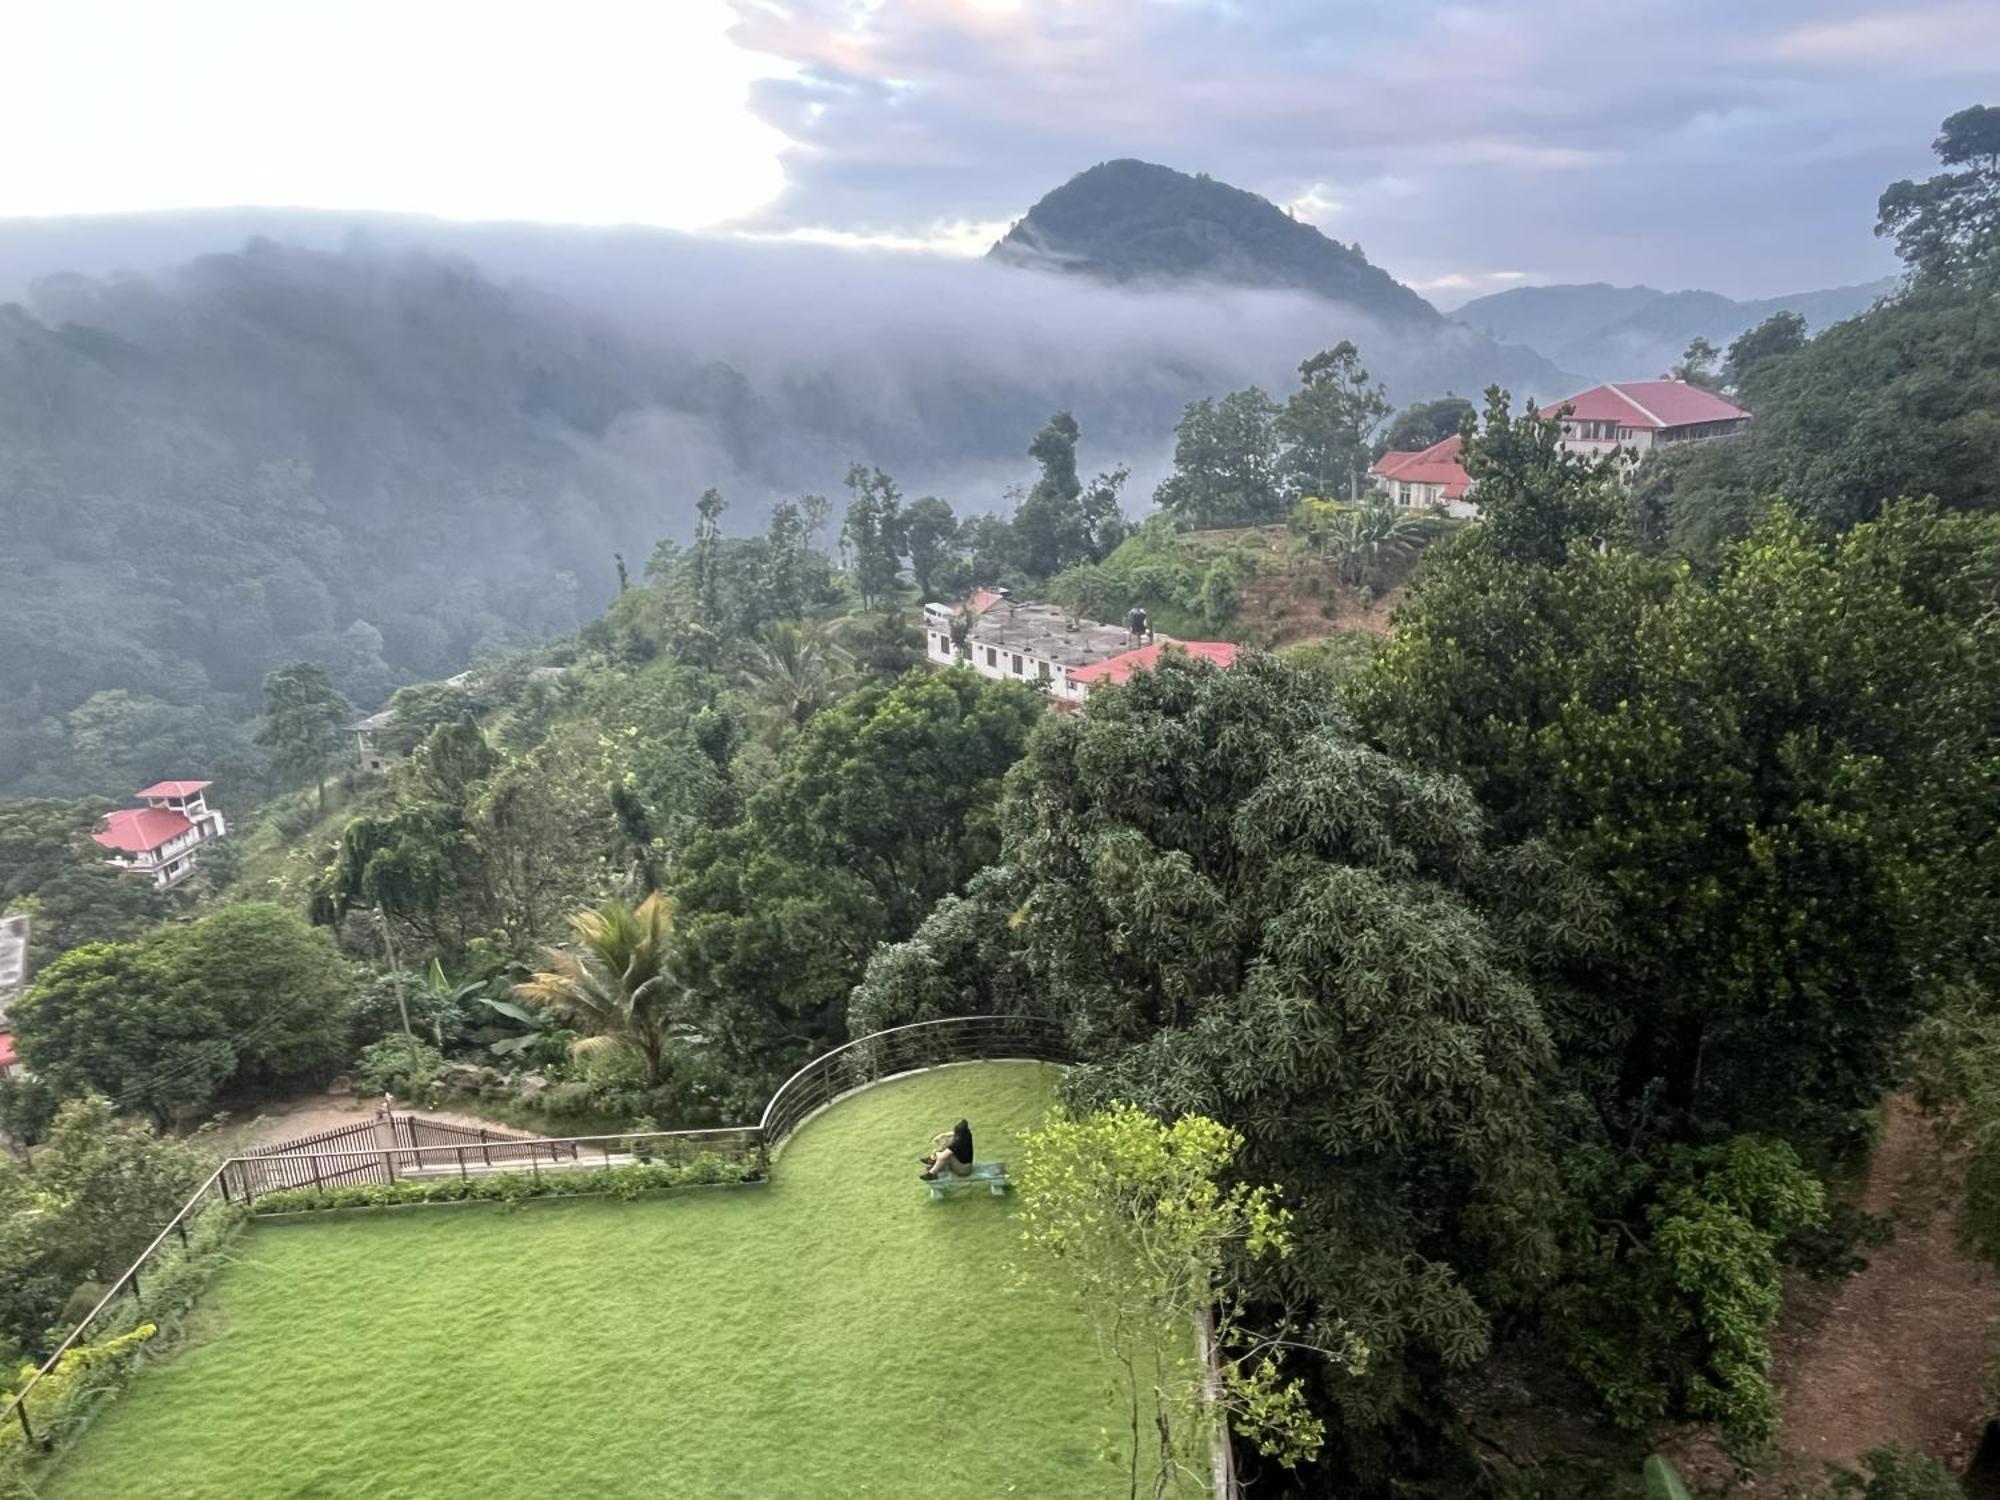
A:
[920,1119,974,1181]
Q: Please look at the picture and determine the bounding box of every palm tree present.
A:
[514,893,678,1086]
[1339,501,1422,589]
[737,620,853,741]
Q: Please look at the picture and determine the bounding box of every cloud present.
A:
[1766,4,2000,69]
[722,0,1951,296]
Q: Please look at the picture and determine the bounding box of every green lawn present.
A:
[45,1062,1140,1500]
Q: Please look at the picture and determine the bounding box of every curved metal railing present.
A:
[759,1014,1071,1151]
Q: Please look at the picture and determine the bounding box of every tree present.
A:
[380,680,477,757]
[10,903,356,1123]
[0,1096,212,1356]
[841,465,905,610]
[761,498,812,619]
[1466,387,1628,566]
[901,496,960,600]
[673,668,1044,1072]
[254,661,351,811]
[516,893,680,1088]
[1327,500,1422,588]
[1011,412,1130,578]
[691,487,728,628]
[168,903,355,1092]
[1016,1105,1351,1498]
[1666,335,1722,391]
[10,940,232,1126]
[1154,389,1285,528]
[1278,343,1392,501]
[1877,104,2000,288]
[1723,310,1806,389]
[737,621,853,742]
[1357,494,2000,1151]
[864,653,1609,1484]
[1380,397,1475,455]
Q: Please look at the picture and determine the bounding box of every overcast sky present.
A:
[8,0,1993,303]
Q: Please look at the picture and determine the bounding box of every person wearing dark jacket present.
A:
[920,1119,974,1181]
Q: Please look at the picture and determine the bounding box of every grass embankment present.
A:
[1092,518,1457,647]
[44,1062,1140,1500]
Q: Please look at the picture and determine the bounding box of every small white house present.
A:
[91,780,228,889]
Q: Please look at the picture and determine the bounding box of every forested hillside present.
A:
[8,99,2000,1500]
[0,242,783,796]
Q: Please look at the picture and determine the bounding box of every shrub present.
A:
[352,1036,444,1100]
[246,1153,765,1215]
[1823,1447,1963,1499]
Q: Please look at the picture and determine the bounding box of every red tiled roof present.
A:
[136,779,211,800]
[967,589,1007,616]
[1070,639,1240,687]
[0,1033,15,1072]
[1370,434,1473,499]
[1544,380,1748,430]
[91,806,192,854]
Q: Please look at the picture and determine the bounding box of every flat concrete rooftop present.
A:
[965,602,1138,669]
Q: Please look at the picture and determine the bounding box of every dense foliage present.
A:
[0,1096,213,1360]
[673,667,1043,1076]
[11,904,356,1123]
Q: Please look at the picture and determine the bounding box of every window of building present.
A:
[985,647,997,667]
[1012,654,1024,675]
[1038,661,1051,681]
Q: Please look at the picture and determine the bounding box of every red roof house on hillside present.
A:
[91,780,227,889]
[1370,434,1477,518]
[1068,639,1240,691]
[0,1031,17,1080]
[1544,379,1748,459]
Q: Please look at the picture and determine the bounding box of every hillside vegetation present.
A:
[6,104,2000,1500]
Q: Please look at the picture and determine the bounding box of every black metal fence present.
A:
[0,1015,1068,1456]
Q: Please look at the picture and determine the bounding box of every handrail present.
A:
[223,1125,760,1167]
[3,1160,232,1448]
[0,1014,1065,1451]
[759,1014,1069,1148]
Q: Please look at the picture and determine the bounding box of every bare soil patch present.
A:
[1672,1093,2000,1495]
[209,1093,530,1156]
[1772,1094,2000,1474]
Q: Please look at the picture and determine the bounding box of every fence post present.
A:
[481,1128,491,1168]
[457,1146,467,1180]
[383,1148,395,1182]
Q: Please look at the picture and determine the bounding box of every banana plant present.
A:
[1643,1454,1692,1500]
[472,994,557,1058]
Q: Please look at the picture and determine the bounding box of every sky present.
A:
[7,0,1994,303]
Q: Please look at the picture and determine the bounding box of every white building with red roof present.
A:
[1545,379,1749,461]
[91,780,228,889]
[922,592,1238,706]
[1370,434,1477,518]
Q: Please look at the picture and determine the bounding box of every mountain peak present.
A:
[989,159,1441,326]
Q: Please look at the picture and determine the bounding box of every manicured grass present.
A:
[44,1062,1139,1500]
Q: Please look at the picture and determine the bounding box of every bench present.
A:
[927,1161,1010,1202]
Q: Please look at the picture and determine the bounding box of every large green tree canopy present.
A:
[857,651,1612,1466]
[673,667,1045,1075]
